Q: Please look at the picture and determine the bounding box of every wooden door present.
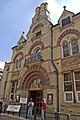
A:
[36,90,43,114]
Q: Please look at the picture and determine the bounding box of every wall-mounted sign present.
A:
[47,94,53,105]
[6,105,21,112]
[19,98,27,104]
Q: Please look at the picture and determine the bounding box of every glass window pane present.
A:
[63,50,69,57]
[64,73,72,81]
[15,62,18,69]
[76,81,80,91]
[36,31,41,36]
[35,49,42,60]
[18,61,21,68]
[72,47,79,55]
[66,93,72,101]
[64,82,72,91]
[62,17,71,27]
[63,42,69,57]
[75,71,80,80]
[78,93,80,101]
[71,39,79,55]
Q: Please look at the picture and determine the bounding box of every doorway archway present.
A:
[20,65,49,114]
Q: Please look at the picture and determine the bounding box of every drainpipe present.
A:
[51,60,59,112]
[50,26,59,112]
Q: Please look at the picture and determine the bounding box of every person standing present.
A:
[42,99,46,120]
[27,98,34,119]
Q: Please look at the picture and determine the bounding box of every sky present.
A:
[0,0,80,69]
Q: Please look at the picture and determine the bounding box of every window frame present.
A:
[70,38,79,55]
[64,91,73,103]
[62,41,70,58]
[76,91,80,103]
[62,37,79,58]
[62,16,71,27]
[64,71,80,103]
[36,31,41,37]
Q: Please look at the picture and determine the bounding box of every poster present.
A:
[47,94,53,105]
[19,98,27,104]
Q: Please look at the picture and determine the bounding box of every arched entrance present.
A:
[20,65,50,114]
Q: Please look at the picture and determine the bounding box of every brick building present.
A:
[2,3,80,116]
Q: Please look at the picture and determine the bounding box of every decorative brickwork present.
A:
[32,23,44,33]
[28,41,44,55]
[61,54,80,71]
[57,29,80,45]
[13,51,24,62]
[20,65,49,88]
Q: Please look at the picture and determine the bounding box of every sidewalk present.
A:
[26,115,42,120]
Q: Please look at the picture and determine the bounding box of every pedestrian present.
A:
[42,99,46,120]
[27,98,34,119]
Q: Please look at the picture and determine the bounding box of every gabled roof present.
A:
[58,6,74,22]
[17,32,26,44]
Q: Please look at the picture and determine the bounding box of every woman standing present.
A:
[42,100,46,120]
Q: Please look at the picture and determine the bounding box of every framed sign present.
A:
[19,98,27,104]
[6,105,21,112]
[47,94,53,105]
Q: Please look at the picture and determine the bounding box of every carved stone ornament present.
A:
[61,54,80,71]
[57,29,80,45]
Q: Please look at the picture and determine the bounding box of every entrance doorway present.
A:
[29,90,43,114]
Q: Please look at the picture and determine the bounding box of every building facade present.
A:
[2,3,80,116]
[0,68,3,100]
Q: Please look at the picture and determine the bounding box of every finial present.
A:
[22,31,24,34]
[63,6,66,10]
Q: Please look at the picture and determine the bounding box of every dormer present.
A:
[58,6,74,27]
[17,32,26,50]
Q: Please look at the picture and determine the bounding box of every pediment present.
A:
[59,9,74,22]
[17,32,26,45]
[58,7,74,27]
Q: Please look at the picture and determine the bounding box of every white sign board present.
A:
[19,98,27,104]
[6,105,21,112]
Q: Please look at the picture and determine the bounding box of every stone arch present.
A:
[13,51,23,62]
[32,23,44,33]
[20,65,50,88]
[57,29,80,45]
[28,41,44,55]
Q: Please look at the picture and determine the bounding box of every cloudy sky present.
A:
[0,0,80,69]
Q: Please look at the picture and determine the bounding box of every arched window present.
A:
[35,49,41,56]
[35,49,42,59]
[63,42,69,57]
[71,39,79,55]
[15,60,21,69]
[14,54,23,70]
